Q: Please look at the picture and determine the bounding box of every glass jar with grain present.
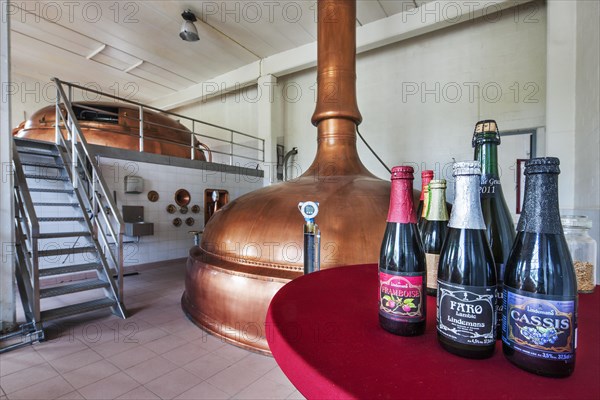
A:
[561,215,597,293]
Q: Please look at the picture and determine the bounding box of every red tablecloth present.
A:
[266,264,600,399]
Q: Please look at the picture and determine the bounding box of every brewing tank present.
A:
[13,101,207,161]
[183,0,413,354]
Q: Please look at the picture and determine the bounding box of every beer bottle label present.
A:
[379,270,425,322]
[437,281,496,346]
[480,174,500,198]
[425,253,440,290]
[502,287,576,361]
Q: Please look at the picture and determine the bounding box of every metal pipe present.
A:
[196,142,213,163]
[139,106,144,153]
[230,131,234,165]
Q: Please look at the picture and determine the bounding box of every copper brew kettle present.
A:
[13,102,208,161]
[183,0,394,354]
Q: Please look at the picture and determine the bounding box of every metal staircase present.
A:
[9,82,128,350]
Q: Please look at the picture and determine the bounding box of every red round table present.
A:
[266,264,600,399]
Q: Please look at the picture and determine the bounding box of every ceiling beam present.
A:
[150,0,534,110]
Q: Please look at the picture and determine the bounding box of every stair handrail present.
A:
[11,145,41,322]
[52,78,125,302]
[12,146,40,240]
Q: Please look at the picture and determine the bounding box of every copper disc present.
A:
[175,189,191,207]
[147,190,159,202]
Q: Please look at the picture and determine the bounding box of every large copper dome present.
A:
[183,0,405,354]
[14,101,207,161]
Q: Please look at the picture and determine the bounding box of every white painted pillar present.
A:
[257,74,280,187]
[545,0,577,210]
[1,3,16,332]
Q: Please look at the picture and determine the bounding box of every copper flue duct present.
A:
[183,0,392,354]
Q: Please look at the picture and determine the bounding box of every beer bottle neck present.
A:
[518,173,562,234]
[388,178,416,224]
[420,175,433,201]
[427,187,449,221]
[449,175,486,230]
[474,138,500,177]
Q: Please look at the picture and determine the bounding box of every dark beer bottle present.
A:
[379,166,427,336]
[437,161,497,358]
[417,170,434,231]
[473,120,516,338]
[502,157,577,377]
[421,179,449,296]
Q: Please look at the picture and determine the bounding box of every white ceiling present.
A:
[9,1,420,103]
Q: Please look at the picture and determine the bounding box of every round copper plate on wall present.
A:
[185,217,195,226]
[180,206,189,214]
[166,204,177,214]
[147,190,159,202]
[191,205,200,214]
[175,189,191,207]
[173,218,182,227]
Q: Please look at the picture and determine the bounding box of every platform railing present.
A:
[54,78,265,167]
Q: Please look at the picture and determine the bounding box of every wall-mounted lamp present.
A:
[180,10,199,42]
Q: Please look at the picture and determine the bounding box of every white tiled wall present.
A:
[97,157,263,266]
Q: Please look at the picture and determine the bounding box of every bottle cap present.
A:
[421,170,434,179]
[525,157,560,175]
[428,179,447,189]
[472,119,501,147]
[452,161,481,176]
[391,166,414,180]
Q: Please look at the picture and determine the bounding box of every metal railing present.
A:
[12,147,41,324]
[53,81,126,304]
[53,78,265,167]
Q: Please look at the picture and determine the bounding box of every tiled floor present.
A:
[0,262,304,400]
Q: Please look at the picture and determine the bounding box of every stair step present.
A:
[40,279,109,298]
[38,217,84,222]
[38,246,96,257]
[21,162,64,169]
[38,231,91,239]
[41,298,116,321]
[29,188,74,194]
[24,174,69,181]
[40,263,101,277]
[17,149,59,158]
[14,138,58,150]
[34,202,80,207]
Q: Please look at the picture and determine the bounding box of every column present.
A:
[257,74,281,187]
[545,0,577,210]
[1,2,16,332]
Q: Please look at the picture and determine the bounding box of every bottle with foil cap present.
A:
[503,157,577,377]
[437,161,497,359]
[421,179,449,296]
[417,170,434,231]
[379,166,427,336]
[473,119,516,339]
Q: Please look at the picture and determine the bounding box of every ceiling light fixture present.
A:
[179,10,199,42]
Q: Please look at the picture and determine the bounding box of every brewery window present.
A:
[72,105,119,124]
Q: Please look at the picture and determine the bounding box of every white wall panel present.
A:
[279,3,547,203]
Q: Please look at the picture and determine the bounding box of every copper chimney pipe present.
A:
[312,0,362,126]
[182,0,392,354]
